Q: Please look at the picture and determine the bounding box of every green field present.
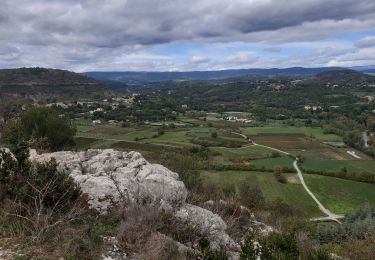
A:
[75,122,375,219]
[305,174,375,214]
[202,170,322,217]
[76,124,247,148]
[251,156,295,170]
[301,158,375,174]
[240,127,342,142]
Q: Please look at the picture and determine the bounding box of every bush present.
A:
[3,107,76,152]
[240,232,261,260]
[316,205,375,243]
[241,232,299,260]
[273,166,288,183]
[211,132,218,138]
[0,147,81,245]
[0,148,80,209]
[118,203,201,258]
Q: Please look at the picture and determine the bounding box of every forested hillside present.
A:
[0,68,111,100]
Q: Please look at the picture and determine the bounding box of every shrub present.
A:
[273,166,288,183]
[211,132,218,138]
[241,232,300,260]
[0,147,81,244]
[240,232,261,260]
[3,107,76,152]
[316,205,375,243]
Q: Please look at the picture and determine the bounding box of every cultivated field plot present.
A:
[202,170,322,217]
[241,127,342,142]
[249,133,327,151]
[248,133,364,161]
[301,157,375,173]
[76,124,156,141]
[251,156,295,170]
[211,145,274,160]
[210,145,295,170]
[76,124,248,148]
[305,174,375,214]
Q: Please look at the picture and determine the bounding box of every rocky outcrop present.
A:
[29,149,187,214]
[29,149,239,254]
[175,204,239,251]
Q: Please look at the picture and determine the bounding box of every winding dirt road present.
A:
[231,131,344,223]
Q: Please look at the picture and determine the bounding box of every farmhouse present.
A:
[46,102,69,109]
[304,105,322,111]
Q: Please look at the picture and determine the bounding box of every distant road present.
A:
[231,131,344,223]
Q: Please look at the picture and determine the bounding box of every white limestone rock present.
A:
[29,149,187,213]
[175,204,240,252]
[28,149,239,254]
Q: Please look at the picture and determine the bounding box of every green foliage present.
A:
[241,232,299,260]
[273,166,288,183]
[199,237,228,260]
[317,205,375,243]
[240,233,261,260]
[3,107,76,152]
[0,147,81,213]
[211,131,218,138]
[307,248,332,260]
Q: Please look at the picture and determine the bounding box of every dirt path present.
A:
[232,132,345,223]
[292,159,344,223]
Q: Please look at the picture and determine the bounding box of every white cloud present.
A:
[190,55,210,63]
[226,52,259,64]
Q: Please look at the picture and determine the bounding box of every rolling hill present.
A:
[0,67,111,100]
[303,70,375,87]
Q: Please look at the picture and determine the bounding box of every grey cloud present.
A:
[0,0,375,70]
[355,36,375,48]
[264,47,282,53]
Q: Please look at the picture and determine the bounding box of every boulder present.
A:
[29,149,239,255]
[29,149,187,213]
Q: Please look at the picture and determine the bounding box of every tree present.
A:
[211,132,218,138]
[2,118,29,169]
[3,107,76,152]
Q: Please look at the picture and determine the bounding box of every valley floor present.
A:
[74,116,375,219]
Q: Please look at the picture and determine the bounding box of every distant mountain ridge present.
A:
[0,67,111,100]
[84,67,346,82]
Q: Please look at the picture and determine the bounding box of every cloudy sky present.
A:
[1,0,375,72]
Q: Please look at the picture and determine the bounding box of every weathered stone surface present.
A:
[29,149,187,213]
[29,149,239,255]
[175,204,240,252]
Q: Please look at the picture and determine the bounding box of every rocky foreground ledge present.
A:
[29,149,240,254]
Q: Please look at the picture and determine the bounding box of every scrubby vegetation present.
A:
[3,107,76,152]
